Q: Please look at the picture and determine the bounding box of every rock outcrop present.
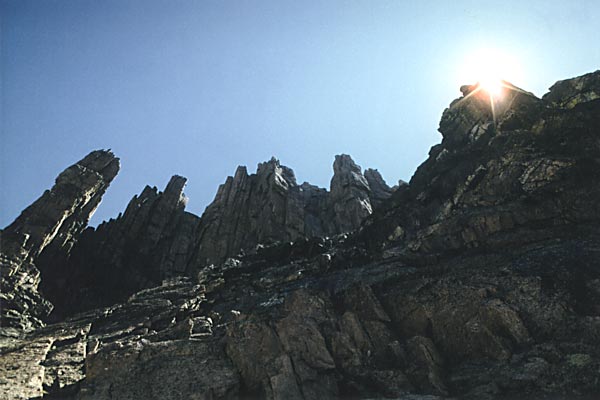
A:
[191,157,330,267]
[37,175,201,317]
[41,155,388,316]
[192,155,390,267]
[542,69,600,109]
[2,71,600,400]
[364,168,393,208]
[328,154,374,232]
[362,76,600,259]
[0,150,119,333]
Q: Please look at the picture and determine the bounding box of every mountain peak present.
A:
[3,71,600,400]
[440,80,541,145]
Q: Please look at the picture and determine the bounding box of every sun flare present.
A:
[479,77,503,97]
[460,47,523,97]
[453,47,528,125]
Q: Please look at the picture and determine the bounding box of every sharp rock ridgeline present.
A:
[1,70,600,400]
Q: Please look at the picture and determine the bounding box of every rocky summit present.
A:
[1,70,600,400]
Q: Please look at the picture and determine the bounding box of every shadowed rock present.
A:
[38,154,390,317]
[38,175,201,317]
[191,154,387,268]
[0,150,119,333]
[2,71,600,400]
[542,69,600,109]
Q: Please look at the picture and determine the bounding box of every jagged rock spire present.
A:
[0,150,119,332]
[36,174,200,317]
[2,71,600,400]
[192,154,390,268]
[329,154,373,232]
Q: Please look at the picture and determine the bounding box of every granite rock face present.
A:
[362,75,600,259]
[328,154,374,233]
[45,154,389,316]
[364,168,393,208]
[2,71,600,400]
[0,150,119,333]
[191,157,327,267]
[0,277,239,400]
[38,175,201,317]
[192,155,390,267]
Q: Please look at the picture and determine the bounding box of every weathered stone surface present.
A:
[191,158,322,267]
[40,175,201,317]
[0,337,53,399]
[82,338,239,400]
[192,154,386,268]
[364,168,393,208]
[2,71,600,400]
[542,69,600,109]
[0,150,119,333]
[41,155,387,317]
[328,154,374,233]
[405,336,447,395]
[0,277,240,400]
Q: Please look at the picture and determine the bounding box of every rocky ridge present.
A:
[1,70,600,400]
[27,153,391,318]
[0,150,119,333]
[190,154,389,267]
[38,175,201,316]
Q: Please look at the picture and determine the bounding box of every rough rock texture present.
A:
[542,70,600,109]
[364,168,393,208]
[0,150,119,333]
[192,155,389,267]
[2,71,600,400]
[329,154,375,233]
[0,277,239,400]
[191,157,328,267]
[44,155,389,317]
[39,175,201,317]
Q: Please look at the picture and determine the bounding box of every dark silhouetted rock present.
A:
[191,155,385,268]
[39,155,388,318]
[40,175,201,317]
[0,150,119,333]
[2,71,600,400]
[364,168,393,207]
[542,69,600,109]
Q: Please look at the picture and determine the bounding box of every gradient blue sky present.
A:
[2,0,599,227]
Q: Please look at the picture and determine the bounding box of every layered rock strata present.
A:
[37,175,201,317]
[43,155,389,316]
[1,71,600,399]
[191,154,390,267]
[0,150,119,333]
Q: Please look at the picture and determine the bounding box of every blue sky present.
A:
[2,0,599,227]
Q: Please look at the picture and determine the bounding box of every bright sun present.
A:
[479,76,503,97]
[453,47,528,124]
[460,48,523,97]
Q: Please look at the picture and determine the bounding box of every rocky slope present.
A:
[10,153,390,320]
[1,70,600,400]
[0,150,119,333]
